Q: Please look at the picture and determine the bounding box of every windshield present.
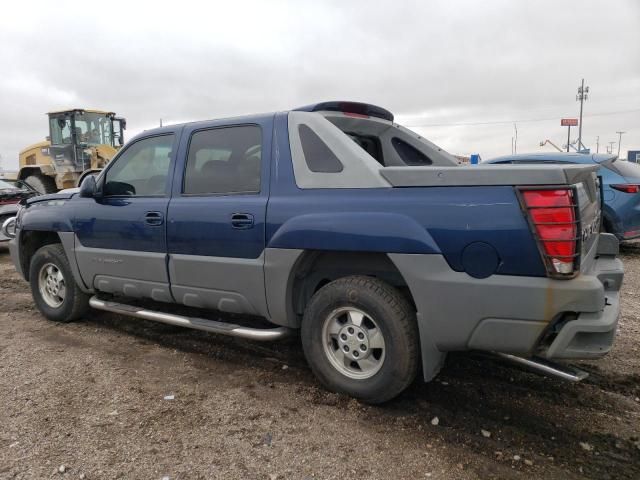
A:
[74,112,114,146]
[49,112,115,147]
[0,179,32,191]
[608,160,640,181]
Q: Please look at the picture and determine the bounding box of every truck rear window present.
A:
[392,138,432,166]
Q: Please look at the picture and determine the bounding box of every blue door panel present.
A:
[73,197,168,252]
[167,196,266,258]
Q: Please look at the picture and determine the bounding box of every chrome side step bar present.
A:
[495,352,589,382]
[89,297,292,342]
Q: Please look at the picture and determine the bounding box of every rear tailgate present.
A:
[380,163,602,274]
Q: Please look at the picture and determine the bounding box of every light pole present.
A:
[596,136,599,153]
[616,131,626,157]
[576,79,589,152]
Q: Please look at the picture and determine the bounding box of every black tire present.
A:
[24,174,57,194]
[29,244,89,322]
[301,275,419,404]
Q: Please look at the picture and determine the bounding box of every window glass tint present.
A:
[391,137,432,166]
[104,135,174,196]
[608,160,640,180]
[184,126,261,195]
[298,124,344,173]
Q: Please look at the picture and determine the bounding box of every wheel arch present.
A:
[18,231,90,292]
[18,230,61,281]
[266,249,416,329]
[18,165,55,181]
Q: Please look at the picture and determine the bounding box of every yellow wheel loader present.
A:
[17,109,126,193]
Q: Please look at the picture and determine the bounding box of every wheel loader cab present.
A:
[18,109,126,194]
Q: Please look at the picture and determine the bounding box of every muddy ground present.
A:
[0,244,639,480]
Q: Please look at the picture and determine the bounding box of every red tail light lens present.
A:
[611,184,640,194]
[520,188,578,276]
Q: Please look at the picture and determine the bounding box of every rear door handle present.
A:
[144,211,164,226]
[231,213,254,229]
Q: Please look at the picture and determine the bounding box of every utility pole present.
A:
[513,124,518,154]
[576,79,589,152]
[616,131,626,157]
[596,136,600,153]
[608,141,616,154]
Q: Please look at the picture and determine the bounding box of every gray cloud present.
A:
[1,0,639,170]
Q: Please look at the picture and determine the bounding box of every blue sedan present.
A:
[485,153,640,241]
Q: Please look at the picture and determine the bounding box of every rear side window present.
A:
[183,125,262,195]
[392,138,432,166]
[298,124,344,173]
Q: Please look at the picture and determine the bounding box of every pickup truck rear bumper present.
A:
[389,233,623,379]
[539,253,622,359]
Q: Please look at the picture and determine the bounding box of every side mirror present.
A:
[79,175,98,198]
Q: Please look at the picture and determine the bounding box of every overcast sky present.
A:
[1,0,639,170]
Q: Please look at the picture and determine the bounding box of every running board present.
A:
[495,352,589,382]
[89,297,292,342]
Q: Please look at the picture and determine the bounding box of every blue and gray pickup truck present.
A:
[4,101,624,403]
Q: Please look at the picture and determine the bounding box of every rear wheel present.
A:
[301,276,419,404]
[24,174,57,194]
[29,244,89,322]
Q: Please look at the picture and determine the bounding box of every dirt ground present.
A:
[0,244,639,480]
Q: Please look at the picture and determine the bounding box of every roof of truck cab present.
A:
[137,112,277,137]
[485,152,617,165]
[47,109,114,115]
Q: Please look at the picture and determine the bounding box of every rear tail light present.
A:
[519,188,579,277]
[611,184,640,194]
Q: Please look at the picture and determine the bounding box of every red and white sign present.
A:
[561,118,578,127]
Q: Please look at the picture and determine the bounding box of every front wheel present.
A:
[24,174,57,194]
[29,244,89,322]
[301,276,419,404]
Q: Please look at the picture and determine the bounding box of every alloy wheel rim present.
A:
[38,263,66,308]
[322,307,386,379]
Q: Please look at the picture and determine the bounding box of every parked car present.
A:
[0,179,37,242]
[485,153,640,241]
[5,101,623,403]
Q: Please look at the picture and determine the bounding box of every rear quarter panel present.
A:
[269,113,545,276]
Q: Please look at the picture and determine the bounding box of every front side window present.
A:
[49,116,72,145]
[104,135,174,196]
[183,125,262,195]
